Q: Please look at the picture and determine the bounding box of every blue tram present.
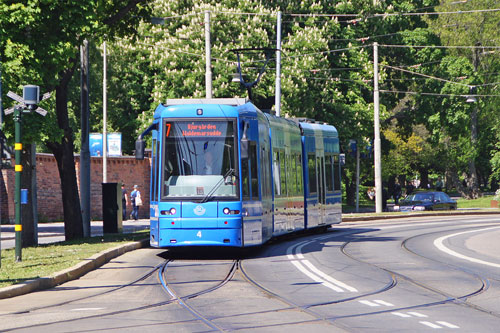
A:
[136,98,341,247]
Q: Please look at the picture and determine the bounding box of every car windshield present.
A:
[406,193,434,202]
[161,119,238,201]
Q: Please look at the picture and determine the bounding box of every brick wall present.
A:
[1,153,151,223]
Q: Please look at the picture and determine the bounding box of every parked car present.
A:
[393,191,457,212]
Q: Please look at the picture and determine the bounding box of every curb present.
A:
[0,238,150,300]
[342,209,500,222]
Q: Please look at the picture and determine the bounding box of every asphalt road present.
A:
[1,214,500,331]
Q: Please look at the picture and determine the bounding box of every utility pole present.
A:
[275,11,282,117]
[205,10,212,99]
[103,41,108,183]
[356,144,360,213]
[80,39,91,237]
[373,42,382,213]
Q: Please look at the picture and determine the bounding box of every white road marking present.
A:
[407,311,428,318]
[359,300,381,307]
[286,241,357,293]
[301,259,358,292]
[392,312,412,318]
[373,300,393,306]
[70,307,104,311]
[289,260,345,292]
[434,226,500,268]
[436,321,459,328]
[420,321,442,329]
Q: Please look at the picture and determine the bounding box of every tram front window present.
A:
[161,119,238,200]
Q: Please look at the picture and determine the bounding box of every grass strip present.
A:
[0,231,149,288]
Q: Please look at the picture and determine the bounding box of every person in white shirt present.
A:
[204,151,214,175]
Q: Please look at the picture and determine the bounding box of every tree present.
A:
[427,0,500,197]
[0,1,151,240]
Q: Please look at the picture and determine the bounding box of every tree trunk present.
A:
[343,172,356,206]
[46,67,83,241]
[419,169,429,190]
[21,143,37,247]
[447,168,472,198]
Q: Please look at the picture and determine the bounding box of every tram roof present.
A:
[299,121,338,138]
[164,98,248,106]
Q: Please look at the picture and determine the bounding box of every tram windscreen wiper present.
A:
[198,168,235,203]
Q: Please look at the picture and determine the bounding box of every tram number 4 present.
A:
[196,231,202,238]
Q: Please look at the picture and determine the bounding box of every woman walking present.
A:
[130,185,142,220]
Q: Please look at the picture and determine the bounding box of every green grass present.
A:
[343,192,498,212]
[0,231,149,288]
[456,195,496,209]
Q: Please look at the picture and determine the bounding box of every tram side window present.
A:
[325,155,334,192]
[287,154,295,195]
[261,146,271,199]
[280,150,287,197]
[152,139,159,201]
[333,155,341,191]
[296,154,303,194]
[250,142,259,199]
[273,150,281,196]
[308,154,317,195]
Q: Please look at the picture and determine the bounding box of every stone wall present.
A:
[1,153,151,223]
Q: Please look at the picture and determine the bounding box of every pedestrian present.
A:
[204,151,214,175]
[405,181,414,196]
[130,185,142,220]
[393,180,402,205]
[121,183,128,221]
[435,177,443,192]
[382,186,388,212]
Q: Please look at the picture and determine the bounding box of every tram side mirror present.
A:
[240,138,249,160]
[135,139,145,160]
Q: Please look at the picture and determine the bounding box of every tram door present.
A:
[317,155,326,225]
[242,140,263,246]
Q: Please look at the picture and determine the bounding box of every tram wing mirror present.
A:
[240,138,249,160]
[135,139,145,160]
[240,120,250,160]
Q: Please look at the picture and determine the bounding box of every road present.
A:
[1,214,500,331]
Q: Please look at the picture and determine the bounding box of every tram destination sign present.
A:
[165,121,233,138]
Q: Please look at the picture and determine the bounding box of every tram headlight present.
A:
[222,208,240,215]
[161,208,177,215]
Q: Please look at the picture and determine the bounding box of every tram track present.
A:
[337,223,500,320]
[158,259,239,332]
[401,225,500,318]
[0,262,164,317]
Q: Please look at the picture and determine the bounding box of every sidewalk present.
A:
[0,219,150,299]
[1,219,149,250]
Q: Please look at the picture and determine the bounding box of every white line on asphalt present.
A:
[289,260,345,292]
[407,311,428,318]
[436,321,460,328]
[70,308,104,311]
[392,312,412,318]
[287,241,358,293]
[420,321,442,329]
[434,226,500,268]
[373,299,393,306]
[359,300,381,307]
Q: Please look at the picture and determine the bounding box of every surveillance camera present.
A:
[23,85,40,107]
